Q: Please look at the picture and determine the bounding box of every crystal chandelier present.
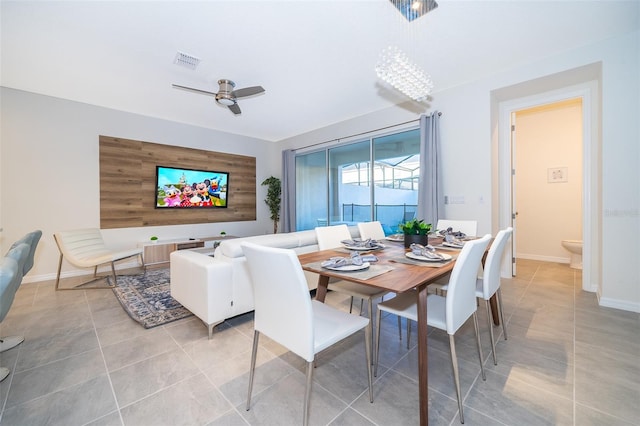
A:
[390,0,439,22]
[375,46,434,102]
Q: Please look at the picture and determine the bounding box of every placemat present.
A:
[389,254,457,268]
[432,245,463,251]
[304,262,395,280]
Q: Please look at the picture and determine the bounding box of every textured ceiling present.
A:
[1,1,638,142]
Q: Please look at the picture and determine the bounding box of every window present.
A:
[295,128,420,234]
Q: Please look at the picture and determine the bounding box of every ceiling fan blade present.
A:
[172,84,217,97]
[231,86,265,98]
[228,103,242,115]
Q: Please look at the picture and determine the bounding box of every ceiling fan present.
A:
[172,79,265,115]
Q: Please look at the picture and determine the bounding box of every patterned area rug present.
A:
[110,268,193,329]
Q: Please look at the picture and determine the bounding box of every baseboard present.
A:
[598,295,640,313]
[516,253,569,264]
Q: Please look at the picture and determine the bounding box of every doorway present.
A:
[513,98,583,265]
[496,81,600,293]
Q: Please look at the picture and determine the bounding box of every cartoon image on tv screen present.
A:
[155,166,228,208]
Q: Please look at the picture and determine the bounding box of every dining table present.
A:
[298,237,498,426]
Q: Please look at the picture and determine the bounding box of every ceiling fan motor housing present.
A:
[216,79,236,105]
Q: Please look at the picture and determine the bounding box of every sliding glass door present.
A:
[295,151,327,231]
[372,130,420,233]
[295,128,420,233]
[329,141,371,225]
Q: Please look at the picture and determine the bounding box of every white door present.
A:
[510,112,517,276]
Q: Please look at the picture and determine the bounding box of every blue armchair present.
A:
[1,230,42,382]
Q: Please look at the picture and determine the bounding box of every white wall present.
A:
[278,29,640,312]
[0,88,279,282]
[2,28,637,310]
[515,100,583,263]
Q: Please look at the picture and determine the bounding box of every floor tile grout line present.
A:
[101,331,179,374]
[85,288,127,426]
[178,326,254,426]
[498,263,580,404]
[3,261,635,425]
[458,404,511,426]
[114,370,204,413]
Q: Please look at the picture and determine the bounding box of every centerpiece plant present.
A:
[398,218,432,248]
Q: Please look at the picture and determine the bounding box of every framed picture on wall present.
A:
[548,167,568,183]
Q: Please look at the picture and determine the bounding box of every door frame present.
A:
[498,82,600,292]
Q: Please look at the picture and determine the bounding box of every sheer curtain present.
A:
[281,149,296,233]
[417,111,443,228]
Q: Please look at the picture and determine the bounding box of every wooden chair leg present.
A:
[374,308,382,377]
[364,323,373,402]
[367,298,374,362]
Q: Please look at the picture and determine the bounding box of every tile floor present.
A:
[0,260,638,426]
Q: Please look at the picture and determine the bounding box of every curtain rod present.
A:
[296,112,442,151]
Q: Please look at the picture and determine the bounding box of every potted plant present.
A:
[150,236,158,244]
[261,176,281,234]
[398,218,431,248]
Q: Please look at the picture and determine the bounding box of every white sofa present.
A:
[170,227,360,338]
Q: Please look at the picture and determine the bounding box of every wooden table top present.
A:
[298,241,456,294]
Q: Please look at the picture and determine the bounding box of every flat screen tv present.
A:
[155,165,228,208]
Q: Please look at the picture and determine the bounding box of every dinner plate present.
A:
[323,262,371,271]
[385,234,404,242]
[406,252,452,262]
[343,244,384,251]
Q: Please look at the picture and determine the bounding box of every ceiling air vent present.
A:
[173,51,201,70]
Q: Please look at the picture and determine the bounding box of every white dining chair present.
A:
[374,234,491,424]
[431,219,479,296]
[475,227,512,364]
[315,224,389,313]
[357,221,386,241]
[242,242,373,426]
[436,219,478,236]
[433,227,513,365]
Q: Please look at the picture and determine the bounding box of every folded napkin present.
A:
[321,251,377,268]
[340,238,379,248]
[409,243,445,260]
[444,234,465,247]
[439,227,467,239]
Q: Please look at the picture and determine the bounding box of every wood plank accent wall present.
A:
[99,135,256,229]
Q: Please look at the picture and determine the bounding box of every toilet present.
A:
[561,239,583,269]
